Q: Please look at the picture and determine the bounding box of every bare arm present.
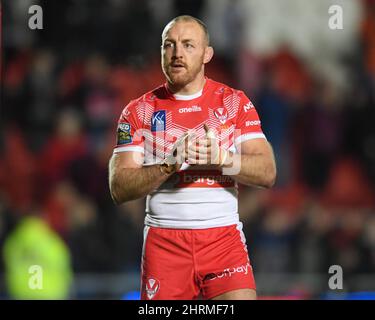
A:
[108,152,172,204]
[225,138,276,188]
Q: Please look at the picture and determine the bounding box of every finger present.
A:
[177,132,189,144]
[204,124,216,139]
[193,138,212,147]
[186,130,197,140]
[189,144,212,156]
[186,132,198,148]
[188,142,213,156]
[174,144,189,163]
[174,131,195,149]
[187,149,209,161]
[191,141,220,156]
[188,158,211,165]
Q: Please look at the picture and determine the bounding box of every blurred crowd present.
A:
[1,0,375,298]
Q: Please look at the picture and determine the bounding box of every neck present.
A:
[167,73,206,96]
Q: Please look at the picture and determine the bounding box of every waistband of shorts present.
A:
[144,222,243,232]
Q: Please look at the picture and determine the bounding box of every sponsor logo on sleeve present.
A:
[245,120,261,127]
[117,123,132,145]
[244,102,255,112]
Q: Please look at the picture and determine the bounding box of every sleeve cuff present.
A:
[113,145,145,154]
[234,132,266,146]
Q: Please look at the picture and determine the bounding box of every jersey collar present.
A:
[165,78,209,101]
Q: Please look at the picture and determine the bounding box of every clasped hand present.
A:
[165,124,229,167]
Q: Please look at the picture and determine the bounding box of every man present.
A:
[109,15,276,300]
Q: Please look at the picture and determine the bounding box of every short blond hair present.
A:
[162,15,210,46]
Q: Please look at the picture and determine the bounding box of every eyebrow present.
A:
[163,39,196,43]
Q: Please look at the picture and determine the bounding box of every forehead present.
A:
[163,21,205,42]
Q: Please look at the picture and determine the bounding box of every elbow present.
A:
[110,184,140,205]
[111,192,123,206]
[262,163,277,189]
[109,175,140,204]
[110,188,123,205]
[109,181,129,205]
[111,189,133,205]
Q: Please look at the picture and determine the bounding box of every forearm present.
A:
[109,164,170,204]
[224,152,276,188]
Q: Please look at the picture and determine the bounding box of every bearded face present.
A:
[162,48,204,88]
[161,21,210,90]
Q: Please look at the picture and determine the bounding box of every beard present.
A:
[162,56,204,89]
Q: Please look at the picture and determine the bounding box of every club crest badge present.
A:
[145,277,160,300]
[214,107,228,124]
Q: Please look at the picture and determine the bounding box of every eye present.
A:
[163,42,174,49]
[184,43,194,49]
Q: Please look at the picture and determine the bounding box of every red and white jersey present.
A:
[114,78,266,229]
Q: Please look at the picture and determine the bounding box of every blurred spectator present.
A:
[25,50,58,150]
[2,212,73,299]
[3,49,33,125]
[59,54,118,149]
[38,109,88,198]
[298,79,343,192]
[329,210,368,279]
[204,0,245,62]
[322,157,375,208]
[251,208,297,273]
[0,126,37,213]
[0,198,18,274]
[67,197,113,273]
[361,213,375,271]
[361,0,375,79]
[68,129,114,209]
[2,0,38,48]
[296,203,335,273]
[342,80,375,186]
[42,181,81,237]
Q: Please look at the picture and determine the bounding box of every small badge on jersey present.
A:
[123,105,131,117]
[151,110,166,132]
[214,107,228,125]
[145,277,160,300]
[117,123,132,145]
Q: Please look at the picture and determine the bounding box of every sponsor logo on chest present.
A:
[151,110,166,132]
[178,105,202,114]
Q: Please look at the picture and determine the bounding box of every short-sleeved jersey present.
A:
[114,78,266,229]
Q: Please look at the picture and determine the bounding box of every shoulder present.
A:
[207,78,247,99]
[120,84,167,116]
[139,83,169,104]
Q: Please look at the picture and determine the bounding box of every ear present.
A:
[203,46,214,64]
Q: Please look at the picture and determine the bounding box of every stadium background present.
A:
[1,0,375,299]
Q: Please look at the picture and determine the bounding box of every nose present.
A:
[173,43,183,59]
